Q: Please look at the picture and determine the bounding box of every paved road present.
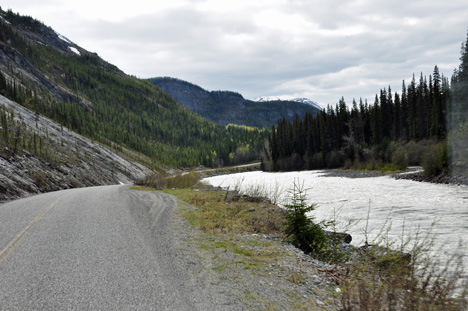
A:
[0,185,218,310]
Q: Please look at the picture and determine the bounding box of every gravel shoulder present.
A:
[164,188,341,310]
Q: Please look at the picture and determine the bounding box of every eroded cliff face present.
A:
[0,96,151,202]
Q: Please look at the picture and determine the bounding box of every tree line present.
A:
[262,66,450,172]
[263,30,468,175]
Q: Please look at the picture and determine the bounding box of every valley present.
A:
[1,6,468,310]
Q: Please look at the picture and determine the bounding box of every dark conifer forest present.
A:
[262,31,468,177]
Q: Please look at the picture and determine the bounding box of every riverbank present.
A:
[198,162,261,178]
[320,167,468,186]
[394,166,468,186]
[159,183,467,310]
[319,169,387,179]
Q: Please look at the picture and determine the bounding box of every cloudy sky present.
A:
[2,0,467,106]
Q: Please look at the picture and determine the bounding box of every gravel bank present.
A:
[320,167,468,186]
[394,171,468,185]
[319,169,385,179]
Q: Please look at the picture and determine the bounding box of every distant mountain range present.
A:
[149,77,321,128]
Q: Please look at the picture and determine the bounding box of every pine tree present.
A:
[284,181,328,255]
[407,75,417,140]
[393,92,401,140]
[370,95,381,145]
[431,66,444,139]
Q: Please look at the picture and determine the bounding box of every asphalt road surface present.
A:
[0,185,223,310]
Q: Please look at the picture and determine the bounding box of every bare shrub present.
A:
[136,171,201,189]
[405,140,431,166]
[335,222,467,311]
[391,147,409,170]
[422,141,448,177]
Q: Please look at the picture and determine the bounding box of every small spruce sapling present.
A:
[283,180,328,257]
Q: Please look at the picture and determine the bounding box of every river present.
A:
[203,170,468,270]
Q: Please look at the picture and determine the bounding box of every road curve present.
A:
[0,185,220,310]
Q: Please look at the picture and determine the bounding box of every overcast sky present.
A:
[2,0,467,106]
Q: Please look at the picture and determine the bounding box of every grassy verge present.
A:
[165,188,286,276]
[165,188,284,237]
[160,187,339,310]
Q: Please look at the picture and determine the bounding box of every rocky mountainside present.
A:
[0,95,151,202]
[149,77,321,128]
[0,9,121,106]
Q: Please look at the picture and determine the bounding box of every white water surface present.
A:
[203,170,468,267]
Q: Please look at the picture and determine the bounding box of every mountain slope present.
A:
[149,77,321,128]
[0,8,266,168]
[0,95,151,202]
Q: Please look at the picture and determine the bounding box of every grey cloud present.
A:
[3,0,467,105]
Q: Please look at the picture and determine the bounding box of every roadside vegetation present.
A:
[135,171,202,190]
[135,174,468,310]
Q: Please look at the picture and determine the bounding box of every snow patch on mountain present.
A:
[56,31,73,44]
[291,98,323,110]
[69,46,80,55]
[254,96,284,102]
[0,15,11,24]
[254,96,323,110]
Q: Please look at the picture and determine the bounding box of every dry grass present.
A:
[136,171,202,189]
[335,230,468,311]
[164,188,285,237]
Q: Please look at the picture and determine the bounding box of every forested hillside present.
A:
[0,8,266,168]
[149,77,320,128]
[262,31,468,176]
[0,95,153,201]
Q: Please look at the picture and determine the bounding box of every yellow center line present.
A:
[0,196,62,265]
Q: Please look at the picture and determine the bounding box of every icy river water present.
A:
[203,170,468,270]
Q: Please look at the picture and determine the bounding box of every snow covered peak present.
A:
[254,96,282,102]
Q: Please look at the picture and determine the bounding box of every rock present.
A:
[323,230,352,244]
